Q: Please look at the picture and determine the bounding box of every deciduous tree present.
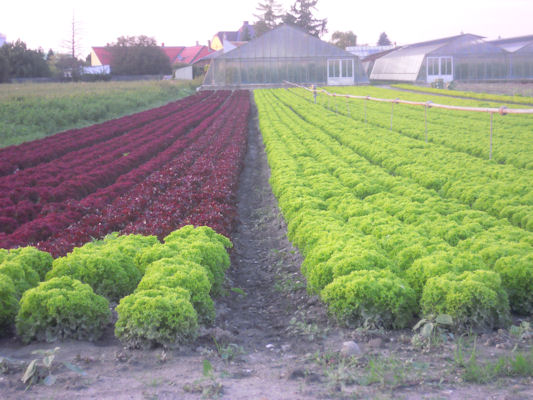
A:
[331,31,357,49]
[107,36,171,76]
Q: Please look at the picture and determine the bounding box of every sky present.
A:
[1,0,532,57]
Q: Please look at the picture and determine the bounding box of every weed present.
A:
[287,316,329,341]
[213,339,245,364]
[183,359,223,399]
[274,277,306,293]
[411,314,454,351]
[509,321,532,341]
[361,356,407,387]
[230,287,247,297]
[21,347,87,390]
[456,338,533,383]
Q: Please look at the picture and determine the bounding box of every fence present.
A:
[283,81,533,160]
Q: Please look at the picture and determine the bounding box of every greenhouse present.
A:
[490,35,533,80]
[202,24,368,88]
[369,33,533,83]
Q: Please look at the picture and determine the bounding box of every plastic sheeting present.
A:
[203,24,368,87]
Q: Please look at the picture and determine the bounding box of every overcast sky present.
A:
[1,0,532,57]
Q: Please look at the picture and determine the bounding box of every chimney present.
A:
[243,21,248,25]
[196,40,199,46]
[161,42,165,47]
[208,40,212,49]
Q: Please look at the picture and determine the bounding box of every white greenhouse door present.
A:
[327,59,354,85]
[427,56,453,83]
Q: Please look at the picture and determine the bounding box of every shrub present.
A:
[420,270,510,332]
[494,254,533,315]
[137,258,214,323]
[0,274,19,334]
[321,269,417,329]
[16,276,111,343]
[115,288,198,349]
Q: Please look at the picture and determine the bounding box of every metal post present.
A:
[425,104,428,142]
[364,97,367,124]
[489,112,493,160]
[424,101,432,143]
[390,102,394,131]
[346,97,349,116]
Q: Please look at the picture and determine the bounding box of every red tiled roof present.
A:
[178,45,211,64]
[92,45,214,66]
[92,47,112,65]
[161,46,185,63]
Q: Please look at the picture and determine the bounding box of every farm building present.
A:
[490,35,533,80]
[210,21,256,51]
[202,24,368,88]
[368,33,533,83]
[90,45,213,69]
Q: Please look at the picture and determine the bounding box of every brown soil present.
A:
[0,92,532,399]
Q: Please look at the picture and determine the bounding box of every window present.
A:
[441,57,452,75]
[328,60,340,78]
[428,56,453,76]
[342,59,353,77]
[427,57,439,76]
[328,59,354,79]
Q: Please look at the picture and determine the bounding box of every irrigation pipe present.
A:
[282,81,533,160]
[283,81,533,115]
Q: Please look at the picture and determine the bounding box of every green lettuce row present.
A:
[46,233,159,302]
[276,88,533,232]
[0,247,53,335]
[309,86,533,169]
[267,89,532,311]
[9,226,232,345]
[115,226,232,348]
[255,89,529,329]
[16,276,111,343]
[391,84,533,106]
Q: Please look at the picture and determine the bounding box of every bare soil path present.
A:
[0,92,532,399]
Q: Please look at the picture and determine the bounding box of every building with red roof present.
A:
[91,44,214,69]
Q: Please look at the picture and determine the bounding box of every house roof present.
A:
[92,45,213,66]
[161,46,186,62]
[213,21,256,44]
[92,47,112,65]
[177,45,213,64]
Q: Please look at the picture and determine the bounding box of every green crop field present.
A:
[255,87,533,331]
[0,79,200,148]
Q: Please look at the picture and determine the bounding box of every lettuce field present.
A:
[255,87,533,331]
[0,84,532,351]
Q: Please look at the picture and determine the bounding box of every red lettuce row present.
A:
[0,92,230,236]
[0,91,213,176]
[1,90,250,256]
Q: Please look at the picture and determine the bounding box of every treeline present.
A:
[0,36,172,83]
[105,36,171,76]
[0,40,50,83]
